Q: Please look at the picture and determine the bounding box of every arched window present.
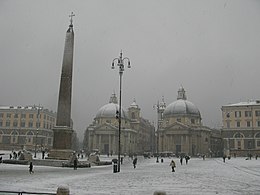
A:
[10,130,19,144]
[26,131,34,144]
[233,132,244,150]
[234,132,244,138]
[255,133,260,148]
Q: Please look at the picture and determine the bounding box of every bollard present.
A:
[154,191,166,195]
[161,158,164,163]
[56,186,69,195]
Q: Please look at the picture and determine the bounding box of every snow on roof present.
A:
[223,100,260,107]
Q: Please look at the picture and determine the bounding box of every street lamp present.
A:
[154,102,160,163]
[34,106,41,158]
[111,51,131,173]
[34,130,38,158]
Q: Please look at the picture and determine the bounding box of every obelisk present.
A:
[48,13,75,160]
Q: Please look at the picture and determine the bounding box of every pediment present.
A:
[164,121,189,131]
[95,123,117,131]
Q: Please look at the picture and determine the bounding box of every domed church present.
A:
[83,93,155,155]
[158,86,213,156]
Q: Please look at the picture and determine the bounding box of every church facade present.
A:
[158,87,222,157]
[83,94,155,155]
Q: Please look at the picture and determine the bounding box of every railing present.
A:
[0,190,56,195]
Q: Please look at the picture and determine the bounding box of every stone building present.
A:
[221,100,260,156]
[0,105,56,151]
[158,87,222,157]
[83,94,155,155]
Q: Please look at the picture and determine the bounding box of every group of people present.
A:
[179,155,190,165]
[170,155,191,172]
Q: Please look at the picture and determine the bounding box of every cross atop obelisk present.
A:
[69,12,75,26]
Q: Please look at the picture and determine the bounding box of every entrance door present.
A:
[104,144,109,154]
[176,145,181,155]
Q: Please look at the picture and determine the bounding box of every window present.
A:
[21,113,26,118]
[7,113,11,118]
[29,114,33,119]
[191,119,195,124]
[234,133,243,138]
[248,141,252,149]
[11,131,18,144]
[247,121,251,127]
[255,110,260,117]
[6,122,10,127]
[177,118,181,122]
[236,121,240,127]
[235,111,241,118]
[257,121,260,127]
[227,121,230,128]
[29,122,33,127]
[237,140,241,149]
[245,111,252,117]
[0,113,3,118]
[257,140,260,147]
[21,122,26,127]
[131,112,135,119]
[0,121,2,127]
[13,121,18,127]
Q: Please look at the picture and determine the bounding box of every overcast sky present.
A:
[1,0,260,141]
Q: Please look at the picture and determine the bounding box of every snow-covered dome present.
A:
[95,94,127,119]
[163,87,201,118]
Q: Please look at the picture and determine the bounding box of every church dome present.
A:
[163,87,201,118]
[95,94,127,119]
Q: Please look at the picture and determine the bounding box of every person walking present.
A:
[185,155,190,164]
[73,158,78,170]
[133,157,137,169]
[170,160,176,172]
[180,156,183,165]
[29,162,34,174]
[223,155,226,163]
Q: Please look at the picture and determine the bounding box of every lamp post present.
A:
[34,130,38,158]
[154,102,160,163]
[111,51,131,173]
[34,106,41,158]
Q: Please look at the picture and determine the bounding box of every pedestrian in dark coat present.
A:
[223,155,227,162]
[29,162,34,174]
[185,156,190,164]
[170,160,176,172]
[180,156,183,165]
[133,157,137,169]
[73,158,78,170]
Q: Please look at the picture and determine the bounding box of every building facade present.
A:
[158,87,222,157]
[0,105,56,151]
[83,94,155,155]
[221,100,260,156]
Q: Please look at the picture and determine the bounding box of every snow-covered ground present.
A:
[1,152,260,195]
